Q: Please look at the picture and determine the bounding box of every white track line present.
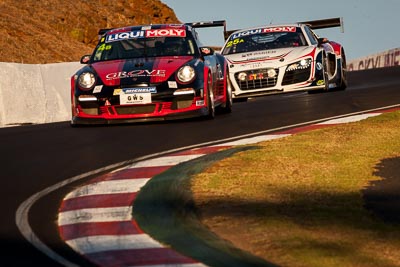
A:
[127,154,205,168]
[64,178,150,199]
[58,206,132,226]
[66,234,163,254]
[214,134,291,146]
[317,113,381,124]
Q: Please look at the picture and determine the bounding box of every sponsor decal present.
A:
[241,50,278,58]
[196,100,205,106]
[122,87,157,94]
[106,70,166,80]
[106,29,186,43]
[106,31,145,42]
[113,89,122,95]
[317,80,325,86]
[93,85,103,93]
[168,81,178,88]
[146,29,186,37]
[263,26,296,33]
[231,26,297,39]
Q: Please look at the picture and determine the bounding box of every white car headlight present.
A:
[237,72,247,81]
[176,66,196,83]
[78,72,96,90]
[286,59,312,72]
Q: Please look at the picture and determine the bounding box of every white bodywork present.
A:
[221,24,333,99]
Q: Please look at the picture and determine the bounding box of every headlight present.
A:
[78,72,96,90]
[176,66,196,83]
[286,59,312,72]
[237,72,247,81]
[267,69,277,78]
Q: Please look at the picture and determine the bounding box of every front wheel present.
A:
[205,72,215,119]
[308,55,329,94]
[218,69,233,114]
[322,55,329,91]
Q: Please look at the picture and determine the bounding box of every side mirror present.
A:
[318,38,329,46]
[200,47,215,57]
[80,55,91,64]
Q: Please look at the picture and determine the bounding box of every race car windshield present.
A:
[222,28,307,55]
[92,36,197,62]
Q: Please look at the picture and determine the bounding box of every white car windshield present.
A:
[222,27,307,55]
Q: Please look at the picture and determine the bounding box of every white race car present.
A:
[221,18,347,100]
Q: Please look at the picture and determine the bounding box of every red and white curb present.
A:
[57,108,399,266]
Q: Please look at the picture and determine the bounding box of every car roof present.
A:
[230,23,303,34]
[100,24,190,36]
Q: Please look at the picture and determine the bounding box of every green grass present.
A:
[191,111,400,267]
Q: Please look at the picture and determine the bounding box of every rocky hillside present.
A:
[0,0,180,64]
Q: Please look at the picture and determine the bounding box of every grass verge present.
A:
[191,111,400,267]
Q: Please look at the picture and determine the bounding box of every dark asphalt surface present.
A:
[1,67,400,266]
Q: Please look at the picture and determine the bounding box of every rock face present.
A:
[0,0,180,63]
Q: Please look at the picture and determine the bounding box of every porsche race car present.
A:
[221,18,347,100]
[71,21,232,125]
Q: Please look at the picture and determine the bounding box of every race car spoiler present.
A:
[185,20,226,30]
[298,17,344,32]
[186,20,227,42]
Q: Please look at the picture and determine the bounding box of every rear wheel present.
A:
[337,50,347,90]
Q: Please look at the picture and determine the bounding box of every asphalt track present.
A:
[1,66,400,266]
[49,109,395,267]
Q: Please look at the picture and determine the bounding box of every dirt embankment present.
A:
[0,0,180,64]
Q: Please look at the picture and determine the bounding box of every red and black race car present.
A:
[71,21,232,125]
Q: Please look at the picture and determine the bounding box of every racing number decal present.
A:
[97,44,112,51]
[226,38,244,48]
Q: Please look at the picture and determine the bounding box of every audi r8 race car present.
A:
[221,18,347,100]
[71,21,232,125]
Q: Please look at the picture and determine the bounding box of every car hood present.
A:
[225,46,316,66]
[91,56,194,86]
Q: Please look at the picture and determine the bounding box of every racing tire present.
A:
[308,54,329,94]
[217,69,233,114]
[322,55,329,91]
[205,72,215,119]
[337,50,348,90]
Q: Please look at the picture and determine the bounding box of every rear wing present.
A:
[298,17,344,32]
[185,20,226,31]
[185,20,227,41]
[224,29,237,40]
